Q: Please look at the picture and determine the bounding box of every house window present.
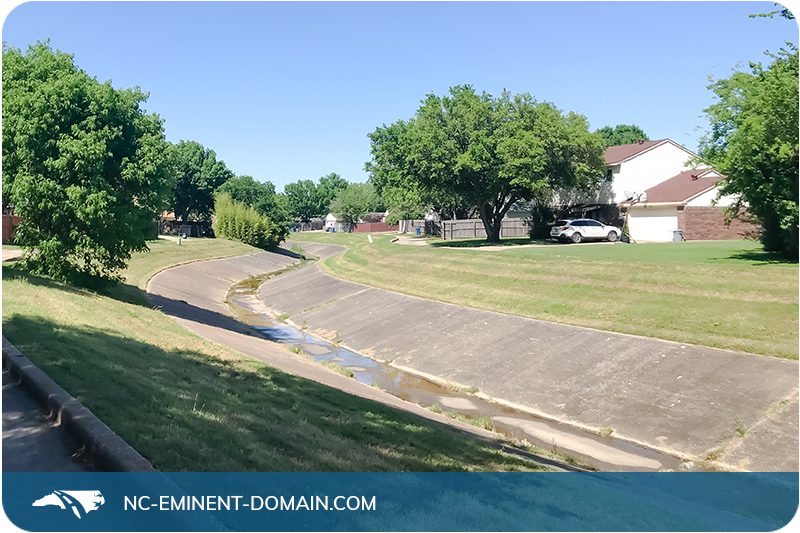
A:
[605,169,613,182]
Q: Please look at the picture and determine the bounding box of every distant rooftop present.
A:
[604,139,667,165]
[642,169,723,203]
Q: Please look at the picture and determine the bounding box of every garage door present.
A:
[628,206,678,242]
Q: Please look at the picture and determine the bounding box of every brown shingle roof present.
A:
[643,170,723,203]
[604,139,666,165]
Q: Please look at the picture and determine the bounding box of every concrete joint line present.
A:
[2,336,156,472]
[293,287,374,318]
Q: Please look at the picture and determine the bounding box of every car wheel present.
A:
[607,231,618,242]
[571,233,582,244]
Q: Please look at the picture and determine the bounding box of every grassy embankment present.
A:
[289,233,798,359]
[2,237,545,471]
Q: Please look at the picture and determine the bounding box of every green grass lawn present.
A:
[2,237,544,471]
[124,237,261,288]
[290,233,798,359]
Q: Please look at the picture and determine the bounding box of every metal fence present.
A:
[441,219,529,240]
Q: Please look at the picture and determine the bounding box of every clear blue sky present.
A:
[3,2,797,189]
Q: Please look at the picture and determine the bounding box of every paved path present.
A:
[3,370,92,471]
[3,247,93,472]
[1,248,23,262]
[258,241,798,471]
[146,251,566,470]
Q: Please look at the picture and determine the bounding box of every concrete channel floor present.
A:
[2,370,92,471]
[256,241,799,472]
[146,252,571,471]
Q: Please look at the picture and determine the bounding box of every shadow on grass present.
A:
[430,238,550,248]
[3,262,169,309]
[2,264,92,298]
[3,263,265,341]
[724,249,798,266]
[2,314,541,472]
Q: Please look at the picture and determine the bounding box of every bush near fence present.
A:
[441,219,529,240]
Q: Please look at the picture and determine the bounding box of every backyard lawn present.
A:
[2,237,545,471]
[290,233,798,359]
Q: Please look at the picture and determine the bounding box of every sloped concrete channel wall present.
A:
[259,242,799,471]
[146,249,574,471]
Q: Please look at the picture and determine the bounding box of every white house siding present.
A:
[324,214,337,229]
[685,186,737,207]
[628,206,679,242]
[611,142,697,203]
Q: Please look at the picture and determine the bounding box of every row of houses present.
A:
[315,139,751,242]
[503,138,754,242]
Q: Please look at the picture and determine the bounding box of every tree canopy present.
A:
[282,173,350,222]
[330,183,380,228]
[367,85,605,241]
[594,124,649,147]
[700,45,799,258]
[2,42,175,282]
[172,140,233,222]
[217,175,275,214]
[316,173,349,213]
[283,179,320,223]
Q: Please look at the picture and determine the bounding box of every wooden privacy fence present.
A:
[398,219,441,236]
[441,218,529,240]
[352,222,398,233]
[2,215,21,244]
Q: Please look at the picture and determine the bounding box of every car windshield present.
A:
[554,220,569,226]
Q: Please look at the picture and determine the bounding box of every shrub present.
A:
[3,43,174,284]
[213,194,284,249]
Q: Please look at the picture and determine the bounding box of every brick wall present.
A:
[2,215,20,244]
[677,207,758,240]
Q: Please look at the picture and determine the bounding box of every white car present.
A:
[550,219,621,243]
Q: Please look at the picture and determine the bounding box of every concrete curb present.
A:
[2,336,157,472]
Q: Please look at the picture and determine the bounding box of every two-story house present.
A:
[592,139,754,242]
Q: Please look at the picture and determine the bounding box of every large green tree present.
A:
[217,175,276,214]
[316,172,349,213]
[2,42,175,282]
[330,183,379,229]
[283,179,320,222]
[699,45,798,258]
[172,140,233,222]
[595,124,649,147]
[380,185,426,224]
[367,86,605,241]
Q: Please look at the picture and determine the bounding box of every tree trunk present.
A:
[479,205,502,242]
[483,220,501,242]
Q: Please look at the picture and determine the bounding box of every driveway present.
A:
[257,241,798,471]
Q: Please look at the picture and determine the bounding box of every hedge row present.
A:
[213,193,284,249]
